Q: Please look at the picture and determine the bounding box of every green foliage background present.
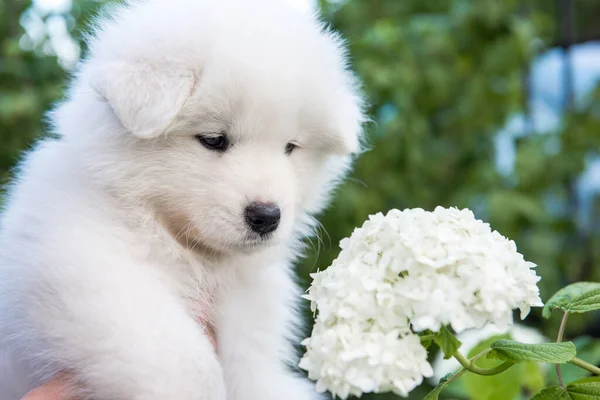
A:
[1,0,600,398]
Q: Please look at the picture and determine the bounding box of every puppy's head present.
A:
[60,0,364,255]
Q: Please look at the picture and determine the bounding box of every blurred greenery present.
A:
[1,0,600,399]
[0,0,106,183]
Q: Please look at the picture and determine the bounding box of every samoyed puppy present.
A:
[0,0,364,399]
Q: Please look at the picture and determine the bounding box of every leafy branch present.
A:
[424,281,600,400]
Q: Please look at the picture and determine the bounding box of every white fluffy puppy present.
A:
[0,0,363,399]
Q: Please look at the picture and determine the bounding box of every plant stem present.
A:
[419,334,435,342]
[556,311,570,387]
[424,367,469,398]
[569,357,600,375]
[470,348,493,363]
[556,311,569,342]
[453,350,515,376]
[443,367,468,385]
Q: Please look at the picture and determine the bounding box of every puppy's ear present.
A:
[90,61,197,138]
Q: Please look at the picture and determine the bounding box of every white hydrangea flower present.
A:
[299,324,432,398]
[300,206,543,398]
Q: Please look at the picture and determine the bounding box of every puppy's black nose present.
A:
[245,202,280,235]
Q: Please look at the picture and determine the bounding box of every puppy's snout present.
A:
[245,202,281,235]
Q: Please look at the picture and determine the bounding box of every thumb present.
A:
[22,375,73,400]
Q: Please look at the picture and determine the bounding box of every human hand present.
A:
[21,374,73,400]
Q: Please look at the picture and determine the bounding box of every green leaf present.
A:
[543,282,600,318]
[530,382,600,400]
[567,382,600,399]
[530,386,569,400]
[433,326,462,359]
[489,340,576,363]
[569,377,600,385]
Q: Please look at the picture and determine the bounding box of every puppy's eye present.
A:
[285,142,297,155]
[196,134,229,152]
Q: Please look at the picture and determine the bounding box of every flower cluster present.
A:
[300,207,543,398]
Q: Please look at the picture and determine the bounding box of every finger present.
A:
[22,376,73,400]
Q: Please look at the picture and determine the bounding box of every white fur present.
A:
[0,0,364,398]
